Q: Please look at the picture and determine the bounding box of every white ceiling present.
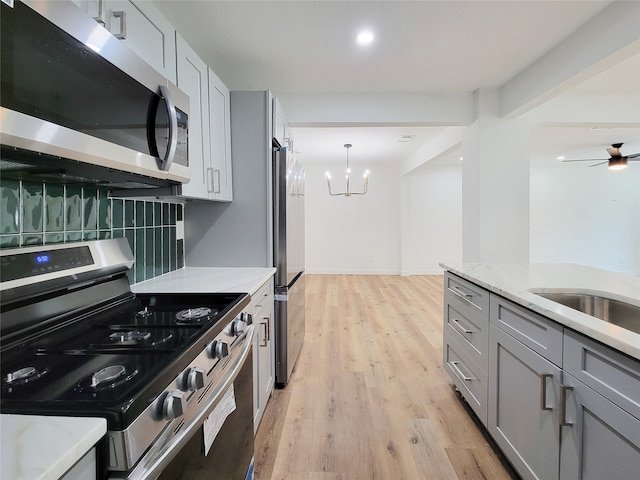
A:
[153,0,640,168]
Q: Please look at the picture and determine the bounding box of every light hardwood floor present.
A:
[255,274,519,480]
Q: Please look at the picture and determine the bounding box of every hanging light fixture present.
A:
[325,144,369,196]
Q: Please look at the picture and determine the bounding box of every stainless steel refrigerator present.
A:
[273,142,305,387]
[185,91,305,388]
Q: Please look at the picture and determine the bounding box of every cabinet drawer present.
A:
[444,334,488,426]
[251,278,274,314]
[563,329,640,419]
[444,302,488,374]
[490,294,563,367]
[444,273,490,320]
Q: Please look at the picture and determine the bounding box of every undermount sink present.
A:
[529,290,640,335]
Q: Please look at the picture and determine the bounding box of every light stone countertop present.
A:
[0,415,106,480]
[131,267,277,296]
[440,262,640,360]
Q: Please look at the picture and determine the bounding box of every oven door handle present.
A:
[121,325,255,480]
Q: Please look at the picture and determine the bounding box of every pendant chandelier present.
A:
[325,144,369,197]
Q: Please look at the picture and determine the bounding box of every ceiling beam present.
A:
[278,93,474,127]
[500,1,640,118]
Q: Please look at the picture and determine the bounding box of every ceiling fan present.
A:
[562,143,640,170]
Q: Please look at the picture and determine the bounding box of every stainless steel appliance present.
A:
[185,91,305,388]
[273,142,306,387]
[0,239,254,479]
[0,0,189,189]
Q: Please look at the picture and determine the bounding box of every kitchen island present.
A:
[440,262,640,359]
[440,262,640,480]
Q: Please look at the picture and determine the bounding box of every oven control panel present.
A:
[0,238,134,295]
[0,245,94,282]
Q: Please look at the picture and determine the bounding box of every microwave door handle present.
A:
[158,85,178,171]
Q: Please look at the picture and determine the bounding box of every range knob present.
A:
[180,366,205,391]
[161,390,186,420]
[206,339,229,359]
[224,312,252,336]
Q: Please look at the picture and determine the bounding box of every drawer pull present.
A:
[265,317,270,341]
[450,361,474,382]
[451,286,475,304]
[260,321,268,347]
[451,318,473,334]
[539,373,553,411]
[560,385,573,426]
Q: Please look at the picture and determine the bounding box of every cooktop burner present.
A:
[76,364,139,392]
[3,366,49,387]
[175,306,216,324]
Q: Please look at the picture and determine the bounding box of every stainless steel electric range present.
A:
[0,238,255,479]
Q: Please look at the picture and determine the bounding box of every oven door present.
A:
[118,326,255,480]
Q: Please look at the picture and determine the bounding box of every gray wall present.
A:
[185,91,273,267]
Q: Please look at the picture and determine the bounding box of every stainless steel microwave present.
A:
[0,0,189,188]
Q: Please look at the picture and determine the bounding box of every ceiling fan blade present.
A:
[588,161,608,167]
[626,153,640,158]
[562,158,608,163]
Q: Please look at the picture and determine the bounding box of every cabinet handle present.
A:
[450,361,474,382]
[264,317,270,341]
[451,318,473,334]
[93,0,105,26]
[206,168,213,193]
[560,385,573,426]
[451,286,474,302]
[260,321,268,347]
[111,11,126,40]
[213,169,221,194]
[539,373,553,411]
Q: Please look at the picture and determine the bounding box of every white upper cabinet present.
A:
[208,69,233,201]
[176,34,211,200]
[74,0,176,83]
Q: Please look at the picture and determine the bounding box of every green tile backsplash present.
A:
[0,180,184,284]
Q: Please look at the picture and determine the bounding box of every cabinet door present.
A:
[75,0,177,83]
[102,1,177,83]
[252,278,275,432]
[489,324,561,480]
[560,372,640,480]
[176,34,211,199]
[208,69,233,201]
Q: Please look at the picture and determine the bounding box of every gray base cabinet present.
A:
[560,371,640,480]
[442,273,490,426]
[442,271,640,480]
[560,329,640,479]
[489,324,561,480]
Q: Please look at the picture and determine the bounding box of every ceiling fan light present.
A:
[608,157,628,171]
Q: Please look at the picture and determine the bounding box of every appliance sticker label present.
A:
[203,384,237,455]
[275,294,288,301]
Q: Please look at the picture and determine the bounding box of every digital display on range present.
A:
[36,255,50,264]
[0,246,94,282]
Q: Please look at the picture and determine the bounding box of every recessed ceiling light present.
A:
[356,31,374,46]
[459,157,464,161]
[557,156,565,160]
